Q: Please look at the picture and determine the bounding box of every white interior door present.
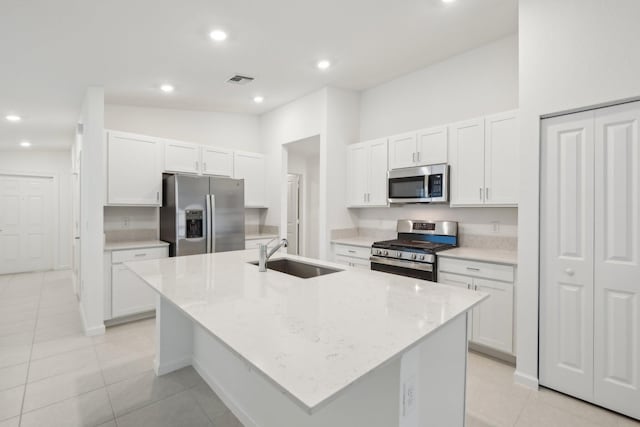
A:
[593,102,640,419]
[0,175,53,275]
[540,111,595,401]
[286,174,300,255]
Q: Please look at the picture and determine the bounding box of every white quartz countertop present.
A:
[330,236,377,247]
[125,250,487,413]
[245,233,278,240]
[104,240,169,251]
[438,247,518,265]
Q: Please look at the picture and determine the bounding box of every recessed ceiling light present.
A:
[19,141,31,148]
[209,30,228,42]
[5,114,21,122]
[253,96,264,104]
[317,60,331,70]
[160,84,174,93]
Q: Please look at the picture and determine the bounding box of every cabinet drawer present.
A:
[438,257,514,283]
[335,254,370,269]
[334,244,371,260]
[111,247,169,264]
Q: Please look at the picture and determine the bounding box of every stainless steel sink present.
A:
[249,258,343,279]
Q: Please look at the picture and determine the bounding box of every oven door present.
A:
[388,166,430,204]
[370,256,435,281]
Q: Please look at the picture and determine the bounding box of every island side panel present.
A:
[155,295,194,375]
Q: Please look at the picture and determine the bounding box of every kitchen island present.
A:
[125,250,487,427]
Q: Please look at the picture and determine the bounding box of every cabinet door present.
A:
[347,143,368,206]
[593,102,640,419]
[107,132,161,206]
[111,264,156,318]
[367,139,389,206]
[539,110,595,401]
[438,272,474,337]
[416,126,448,166]
[449,118,486,206]
[234,151,266,207]
[164,140,200,174]
[484,111,519,205]
[202,147,234,177]
[472,278,514,354]
[388,132,417,170]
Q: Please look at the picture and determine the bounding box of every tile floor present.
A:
[0,270,638,427]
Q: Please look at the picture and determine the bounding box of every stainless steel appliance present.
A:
[160,174,245,257]
[370,219,457,281]
[388,163,449,204]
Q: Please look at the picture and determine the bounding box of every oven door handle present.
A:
[369,256,433,272]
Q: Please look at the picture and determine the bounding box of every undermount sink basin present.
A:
[249,258,343,279]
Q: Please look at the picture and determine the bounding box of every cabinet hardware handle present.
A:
[474,285,478,291]
[412,152,416,162]
[156,192,159,201]
[364,193,366,203]
[203,162,207,171]
[467,284,471,289]
[565,268,575,276]
[195,161,199,170]
[479,187,483,200]
[417,152,421,162]
[486,187,489,200]
[466,267,480,271]
[134,253,146,257]
[348,250,356,254]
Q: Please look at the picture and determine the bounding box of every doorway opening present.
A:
[285,136,320,258]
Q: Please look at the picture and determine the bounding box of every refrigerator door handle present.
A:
[210,194,216,253]
[206,194,212,253]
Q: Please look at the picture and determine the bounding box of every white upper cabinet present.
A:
[234,151,266,207]
[202,147,234,177]
[106,131,162,206]
[388,126,448,170]
[449,111,518,207]
[347,139,388,207]
[388,132,417,169]
[164,140,201,174]
[484,111,519,205]
[416,126,448,165]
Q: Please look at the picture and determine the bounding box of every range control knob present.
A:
[418,255,425,261]
[411,254,417,260]
[383,250,389,256]
[396,251,402,258]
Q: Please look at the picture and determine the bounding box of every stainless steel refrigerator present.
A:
[160,174,245,257]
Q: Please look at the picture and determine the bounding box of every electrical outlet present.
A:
[491,221,500,233]
[402,376,417,417]
[123,216,130,228]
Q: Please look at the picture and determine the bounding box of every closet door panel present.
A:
[539,111,595,401]
[594,102,640,420]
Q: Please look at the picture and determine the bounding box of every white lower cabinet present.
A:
[104,246,168,320]
[438,258,515,355]
[332,244,371,269]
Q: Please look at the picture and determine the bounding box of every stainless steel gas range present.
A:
[370,220,458,281]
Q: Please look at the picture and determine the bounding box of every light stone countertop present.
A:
[104,240,170,251]
[244,233,278,241]
[125,249,487,413]
[330,236,377,248]
[437,247,518,265]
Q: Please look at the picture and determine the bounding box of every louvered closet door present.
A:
[593,102,640,420]
[539,111,595,401]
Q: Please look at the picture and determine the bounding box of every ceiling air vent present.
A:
[226,74,255,85]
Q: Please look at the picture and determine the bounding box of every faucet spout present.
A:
[258,238,288,272]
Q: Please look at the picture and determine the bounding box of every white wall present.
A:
[517,0,640,388]
[105,104,261,152]
[103,206,158,233]
[0,150,72,269]
[359,35,518,141]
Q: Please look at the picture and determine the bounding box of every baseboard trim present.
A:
[192,358,258,427]
[154,356,192,376]
[79,304,106,336]
[514,370,539,389]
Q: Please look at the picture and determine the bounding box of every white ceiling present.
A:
[0,0,517,150]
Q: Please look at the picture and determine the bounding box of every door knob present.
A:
[565,268,575,276]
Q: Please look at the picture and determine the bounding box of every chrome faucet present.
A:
[258,238,288,272]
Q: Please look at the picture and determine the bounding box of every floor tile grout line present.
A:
[17,384,107,419]
[92,342,119,427]
[112,382,204,423]
[16,272,46,427]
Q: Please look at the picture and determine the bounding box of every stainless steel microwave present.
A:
[388,164,449,204]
